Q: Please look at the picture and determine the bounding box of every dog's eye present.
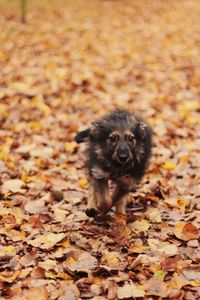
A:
[109,135,118,142]
[127,135,135,142]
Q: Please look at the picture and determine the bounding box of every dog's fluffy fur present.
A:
[75,109,152,215]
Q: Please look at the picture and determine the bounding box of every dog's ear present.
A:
[134,121,149,140]
[90,121,111,141]
[75,128,91,143]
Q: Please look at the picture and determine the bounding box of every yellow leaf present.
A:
[64,142,76,152]
[0,246,16,258]
[0,104,8,116]
[45,271,56,279]
[0,150,9,161]
[146,208,161,223]
[66,256,76,264]
[169,273,189,289]
[179,155,189,163]
[6,160,15,169]
[28,121,42,130]
[174,222,199,241]
[59,162,68,169]
[176,197,188,208]
[163,162,176,170]
[21,170,30,183]
[2,192,11,198]
[57,240,71,247]
[164,197,188,212]
[129,241,144,254]
[79,177,88,187]
[33,95,51,116]
[130,220,150,232]
[56,272,71,280]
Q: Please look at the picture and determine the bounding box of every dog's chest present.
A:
[91,165,132,181]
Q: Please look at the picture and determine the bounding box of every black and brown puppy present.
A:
[75,109,152,216]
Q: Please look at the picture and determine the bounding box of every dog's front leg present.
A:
[87,177,111,216]
[115,195,128,215]
[112,177,136,214]
[111,185,129,213]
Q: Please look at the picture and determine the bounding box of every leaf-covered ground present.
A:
[0,0,200,299]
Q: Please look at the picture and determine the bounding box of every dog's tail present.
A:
[75,128,90,143]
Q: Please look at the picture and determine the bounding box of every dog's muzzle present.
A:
[117,148,129,164]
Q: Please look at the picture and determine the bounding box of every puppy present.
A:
[75,109,152,215]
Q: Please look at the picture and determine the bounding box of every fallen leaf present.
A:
[65,250,98,272]
[17,287,48,300]
[79,177,88,187]
[163,161,176,170]
[58,283,80,300]
[144,277,169,297]
[101,250,126,270]
[28,232,66,249]
[161,255,182,271]
[2,179,25,194]
[0,270,19,283]
[174,222,199,241]
[0,245,16,259]
[64,142,77,152]
[146,208,161,223]
[183,270,200,281]
[24,198,48,214]
[129,219,150,232]
[148,239,178,256]
[154,270,167,281]
[117,283,145,299]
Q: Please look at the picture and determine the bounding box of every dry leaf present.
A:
[146,208,161,223]
[28,232,66,249]
[117,283,145,299]
[24,198,47,214]
[2,179,25,193]
[16,287,48,300]
[129,220,150,232]
[174,222,199,241]
[79,177,88,188]
[0,270,19,283]
[101,251,126,270]
[65,250,97,272]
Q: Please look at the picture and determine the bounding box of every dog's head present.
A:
[75,110,152,166]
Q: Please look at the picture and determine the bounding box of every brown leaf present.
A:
[117,283,145,299]
[161,255,182,271]
[24,198,48,214]
[101,251,126,271]
[174,222,199,241]
[14,287,48,300]
[183,270,200,281]
[0,270,19,283]
[65,250,98,272]
[28,232,66,249]
[2,179,25,194]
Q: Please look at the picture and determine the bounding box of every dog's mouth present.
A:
[117,155,129,164]
[112,155,130,165]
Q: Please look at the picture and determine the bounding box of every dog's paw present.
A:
[85,208,98,217]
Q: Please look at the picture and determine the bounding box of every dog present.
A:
[75,109,152,216]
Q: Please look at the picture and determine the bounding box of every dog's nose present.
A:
[117,149,129,163]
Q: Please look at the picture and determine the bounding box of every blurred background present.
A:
[0,0,199,188]
[0,1,200,299]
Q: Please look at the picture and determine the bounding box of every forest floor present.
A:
[0,0,200,299]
